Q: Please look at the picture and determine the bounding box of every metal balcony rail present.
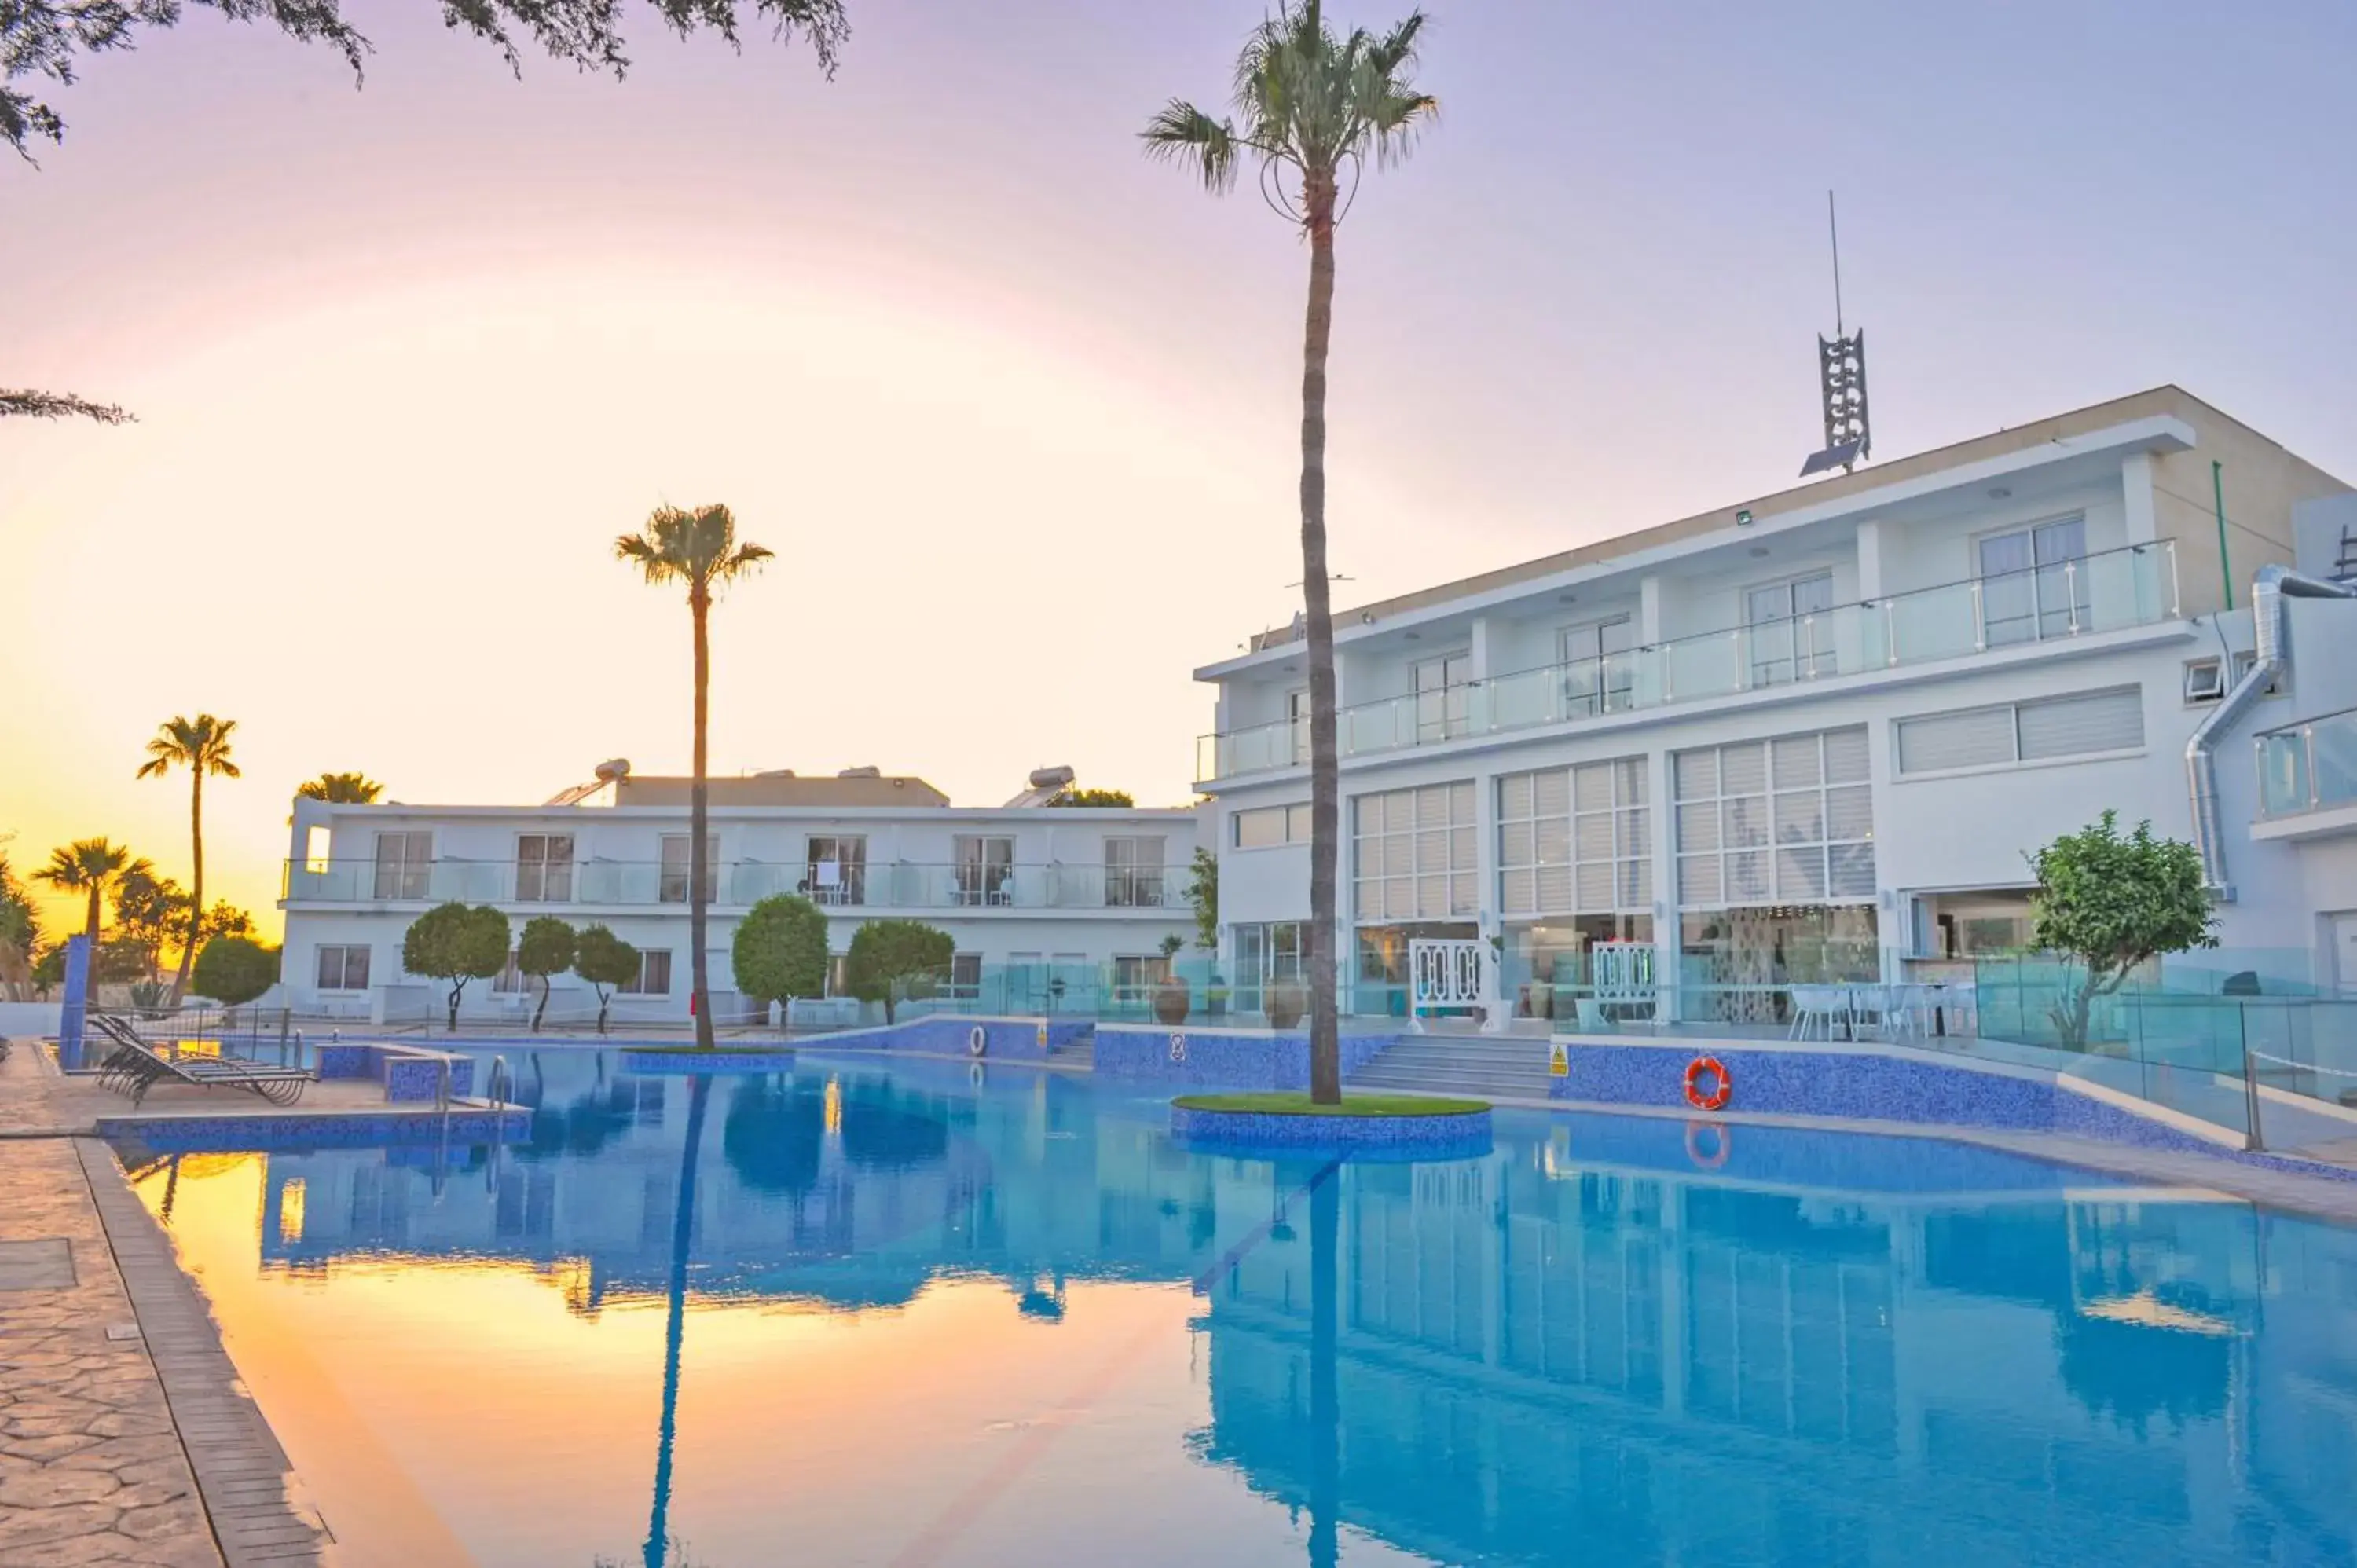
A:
[1199,540,2179,779]
[281,858,1181,911]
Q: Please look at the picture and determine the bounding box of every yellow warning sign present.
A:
[1549,1042,1569,1077]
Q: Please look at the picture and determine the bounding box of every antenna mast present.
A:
[1800,189,1871,478]
[1828,189,1844,336]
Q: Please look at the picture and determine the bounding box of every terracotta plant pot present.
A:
[1153,979,1191,1026]
[1266,982,1307,1031]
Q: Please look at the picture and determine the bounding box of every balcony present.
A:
[280,859,1182,913]
[1198,540,2179,781]
[2256,705,2357,830]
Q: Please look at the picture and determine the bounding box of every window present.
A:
[1104,836,1167,907]
[1745,573,1835,687]
[1978,515,2087,647]
[1111,953,1171,1002]
[372,832,432,900]
[2183,658,2227,703]
[805,835,866,907]
[302,825,330,876]
[620,951,673,995]
[954,836,1014,906]
[1352,782,1479,922]
[949,953,983,1000]
[315,944,371,991]
[515,833,574,903]
[1895,688,2143,775]
[1286,687,1310,765]
[1560,615,1635,716]
[659,835,720,904]
[1413,651,1473,742]
[1233,921,1305,986]
[1675,727,1873,907]
[1498,757,1651,917]
[1233,803,1313,848]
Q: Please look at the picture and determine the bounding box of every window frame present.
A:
[1103,835,1168,907]
[1232,803,1313,850]
[1972,512,2089,647]
[1893,687,2146,781]
[658,834,721,905]
[1742,570,1837,687]
[619,950,673,996]
[315,943,371,992]
[805,834,867,907]
[371,831,433,901]
[514,833,575,903]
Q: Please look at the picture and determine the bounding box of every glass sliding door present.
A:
[1978,515,2087,647]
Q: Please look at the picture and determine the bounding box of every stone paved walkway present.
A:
[0,1133,224,1566]
[0,1043,332,1566]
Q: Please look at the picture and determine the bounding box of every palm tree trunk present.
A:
[1301,172,1343,1105]
[690,588,716,1050]
[85,885,101,941]
[170,771,202,1005]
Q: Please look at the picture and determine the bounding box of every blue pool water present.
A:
[120,1050,2357,1567]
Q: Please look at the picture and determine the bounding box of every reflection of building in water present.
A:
[224,1057,2357,1566]
[1201,1156,2355,1567]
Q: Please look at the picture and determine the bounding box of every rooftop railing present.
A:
[2256,703,2357,819]
[280,859,1182,912]
[1199,540,2179,780]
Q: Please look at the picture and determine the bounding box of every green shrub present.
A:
[515,916,577,1032]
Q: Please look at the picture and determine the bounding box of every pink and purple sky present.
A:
[5,0,2355,932]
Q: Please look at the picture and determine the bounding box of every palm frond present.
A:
[1142,101,1242,194]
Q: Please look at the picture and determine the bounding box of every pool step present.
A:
[1054,1025,1096,1068]
[1347,1036,1556,1100]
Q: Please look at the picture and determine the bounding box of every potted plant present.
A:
[1152,934,1190,1025]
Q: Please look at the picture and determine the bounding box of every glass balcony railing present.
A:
[281,859,1184,911]
[1197,540,2180,780]
[2256,705,2357,819]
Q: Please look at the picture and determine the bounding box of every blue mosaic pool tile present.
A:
[1095,1026,1395,1090]
[1170,1105,1493,1161]
[97,1106,530,1151]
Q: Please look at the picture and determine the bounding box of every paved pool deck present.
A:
[0,1045,331,1565]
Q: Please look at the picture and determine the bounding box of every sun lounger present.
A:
[89,1015,314,1108]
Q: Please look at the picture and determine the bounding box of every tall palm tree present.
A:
[615,504,772,1050]
[34,838,149,941]
[1144,2,1436,1103]
[137,715,241,1004]
[296,771,384,805]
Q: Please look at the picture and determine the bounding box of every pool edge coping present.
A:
[71,1137,337,1566]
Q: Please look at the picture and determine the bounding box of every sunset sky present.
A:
[6,0,2355,935]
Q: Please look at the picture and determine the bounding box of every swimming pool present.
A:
[119,1050,2357,1567]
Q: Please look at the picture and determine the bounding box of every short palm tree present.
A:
[35,838,150,943]
[615,504,772,1050]
[137,715,241,1004]
[1144,2,1436,1104]
[296,771,384,805]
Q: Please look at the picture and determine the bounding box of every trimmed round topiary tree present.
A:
[401,902,511,1033]
[573,925,640,1035]
[732,895,830,1021]
[191,935,278,1009]
[515,916,577,1033]
[844,918,953,1024]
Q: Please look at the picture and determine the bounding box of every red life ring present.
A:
[1684,1119,1731,1170]
[1684,1056,1732,1112]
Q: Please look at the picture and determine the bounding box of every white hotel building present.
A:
[1195,387,2357,1017]
[280,768,1197,1024]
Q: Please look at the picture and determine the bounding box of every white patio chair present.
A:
[1788,983,1848,1042]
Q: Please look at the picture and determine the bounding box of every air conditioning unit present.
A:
[2183,658,2226,703]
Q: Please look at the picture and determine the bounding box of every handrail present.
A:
[1200,540,2179,775]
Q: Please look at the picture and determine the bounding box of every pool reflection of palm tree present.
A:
[1307,1166,1340,1568]
[643,1072,713,1568]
